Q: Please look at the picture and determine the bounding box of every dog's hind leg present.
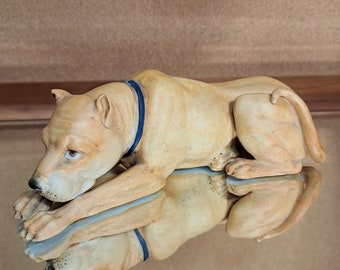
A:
[257,167,322,241]
[226,154,302,179]
[226,173,303,239]
[228,93,306,179]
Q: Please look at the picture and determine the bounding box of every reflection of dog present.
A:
[37,167,320,270]
[15,70,325,243]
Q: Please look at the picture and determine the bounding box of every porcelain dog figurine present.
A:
[15,69,325,243]
[18,167,321,268]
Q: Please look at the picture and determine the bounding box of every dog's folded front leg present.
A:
[24,191,166,262]
[14,190,52,221]
[21,164,168,242]
[71,190,166,243]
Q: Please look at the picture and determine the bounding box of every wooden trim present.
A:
[0,75,339,124]
[0,81,105,123]
[277,75,340,112]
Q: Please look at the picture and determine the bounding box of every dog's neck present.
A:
[116,82,140,157]
[90,82,140,156]
[123,80,145,157]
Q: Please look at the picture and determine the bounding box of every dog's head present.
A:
[29,89,126,202]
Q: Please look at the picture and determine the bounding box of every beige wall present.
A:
[0,0,339,83]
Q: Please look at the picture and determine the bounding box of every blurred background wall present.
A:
[0,1,339,270]
[0,0,339,83]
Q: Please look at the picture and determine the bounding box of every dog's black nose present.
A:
[28,178,42,191]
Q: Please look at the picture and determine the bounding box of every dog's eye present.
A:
[65,150,81,160]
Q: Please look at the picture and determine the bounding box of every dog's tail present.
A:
[271,88,326,163]
[257,166,322,242]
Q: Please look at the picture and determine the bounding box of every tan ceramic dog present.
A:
[19,166,320,269]
[15,70,325,243]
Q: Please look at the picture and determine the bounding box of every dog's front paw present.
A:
[25,238,72,263]
[14,190,52,220]
[20,210,69,242]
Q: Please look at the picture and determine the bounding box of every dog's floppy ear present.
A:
[95,94,114,129]
[51,89,71,104]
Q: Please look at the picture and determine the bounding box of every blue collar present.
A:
[124,80,145,157]
[133,228,149,261]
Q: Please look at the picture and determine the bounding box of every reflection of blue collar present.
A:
[124,80,145,157]
[134,228,149,261]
